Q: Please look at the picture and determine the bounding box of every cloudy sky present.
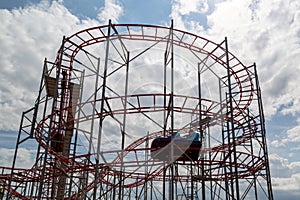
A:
[0,0,300,199]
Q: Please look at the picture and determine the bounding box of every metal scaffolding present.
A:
[0,21,273,200]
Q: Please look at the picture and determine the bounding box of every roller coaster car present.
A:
[150,132,201,162]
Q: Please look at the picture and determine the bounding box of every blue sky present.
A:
[0,0,300,199]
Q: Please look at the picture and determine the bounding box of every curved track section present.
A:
[1,24,267,199]
[54,24,256,192]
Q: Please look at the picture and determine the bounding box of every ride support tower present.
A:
[0,21,273,200]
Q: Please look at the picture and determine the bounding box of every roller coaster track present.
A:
[0,24,264,199]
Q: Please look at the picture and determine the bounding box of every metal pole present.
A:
[254,63,274,200]
[119,51,130,200]
[219,77,229,200]
[6,112,24,199]
[7,58,48,199]
[89,59,100,154]
[37,36,66,199]
[191,163,194,200]
[170,19,175,200]
[144,131,149,200]
[89,58,100,198]
[163,19,173,200]
[225,37,240,199]
[198,62,206,200]
[68,69,85,199]
[94,19,112,199]
[248,107,259,199]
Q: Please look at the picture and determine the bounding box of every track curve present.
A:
[2,24,264,199]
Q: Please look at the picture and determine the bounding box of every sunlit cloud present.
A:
[97,0,123,23]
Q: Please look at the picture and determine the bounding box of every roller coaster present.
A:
[0,21,273,199]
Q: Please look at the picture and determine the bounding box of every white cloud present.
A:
[0,1,101,130]
[273,174,300,192]
[170,0,209,31]
[271,124,300,146]
[271,139,285,148]
[285,125,300,143]
[269,153,300,192]
[97,0,123,24]
[170,0,300,119]
[172,0,209,15]
[0,147,36,168]
[271,154,300,173]
[203,0,300,119]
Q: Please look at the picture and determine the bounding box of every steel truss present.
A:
[0,21,273,199]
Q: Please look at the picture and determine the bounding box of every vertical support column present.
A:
[86,59,100,199]
[254,63,274,200]
[89,59,100,154]
[163,20,175,200]
[219,78,230,200]
[7,112,25,199]
[225,37,240,199]
[30,101,47,198]
[94,20,112,200]
[37,36,66,200]
[8,58,49,199]
[190,163,194,200]
[56,70,69,199]
[32,68,52,197]
[163,36,167,200]
[144,131,149,200]
[246,106,259,199]
[169,19,175,200]
[198,62,206,200]
[119,51,130,200]
[70,70,85,199]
